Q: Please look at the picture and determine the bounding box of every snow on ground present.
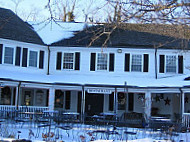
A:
[0,120,189,142]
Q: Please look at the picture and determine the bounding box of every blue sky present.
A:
[0,0,49,21]
[0,0,109,22]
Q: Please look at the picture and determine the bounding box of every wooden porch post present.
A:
[181,89,184,121]
[0,88,1,105]
[49,87,55,111]
[145,90,151,122]
[81,86,85,123]
[114,88,118,117]
[15,82,21,110]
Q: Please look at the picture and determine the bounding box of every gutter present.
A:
[47,46,50,75]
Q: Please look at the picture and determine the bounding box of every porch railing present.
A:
[18,106,48,112]
[0,105,49,119]
[183,113,190,128]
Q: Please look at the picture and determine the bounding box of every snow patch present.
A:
[29,21,91,45]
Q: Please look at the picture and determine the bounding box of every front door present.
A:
[85,93,104,116]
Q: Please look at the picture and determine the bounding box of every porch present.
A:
[0,82,189,130]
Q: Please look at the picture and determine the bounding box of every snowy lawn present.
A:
[0,120,189,142]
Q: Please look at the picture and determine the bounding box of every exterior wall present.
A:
[50,46,190,80]
[157,49,190,78]
[49,46,156,78]
[0,38,48,74]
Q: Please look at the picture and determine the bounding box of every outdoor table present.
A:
[100,112,117,123]
[18,112,43,120]
[100,112,117,118]
[149,116,172,131]
[62,112,80,121]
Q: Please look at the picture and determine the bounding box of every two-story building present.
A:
[1,7,190,126]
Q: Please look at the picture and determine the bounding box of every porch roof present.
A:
[0,69,190,89]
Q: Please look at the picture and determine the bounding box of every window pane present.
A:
[4,47,14,64]
[97,53,108,70]
[63,53,74,69]
[131,54,142,72]
[166,55,176,73]
[29,51,38,67]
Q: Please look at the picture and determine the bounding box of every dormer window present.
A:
[4,47,14,64]
[63,53,74,69]
[29,51,38,67]
[97,53,108,70]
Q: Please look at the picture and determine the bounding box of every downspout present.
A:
[47,46,50,75]
[16,81,21,110]
[155,46,158,79]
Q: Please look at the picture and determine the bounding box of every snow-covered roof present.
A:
[29,21,91,45]
[0,69,190,88]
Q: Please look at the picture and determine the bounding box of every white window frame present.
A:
[96,53,108,71]
[29,50,38,67]
[165,55,177,73]
[63,52,74,70]
[4,47,14,64]
[131,54,142,72]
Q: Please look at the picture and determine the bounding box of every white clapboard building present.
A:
[1,7,190,126]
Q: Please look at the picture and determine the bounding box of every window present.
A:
[29,51,38,67]
[63,53,74,69]
[166,55,176,73]
[97,53,108,70]
[4,47,14,64]
[131,54,142,72]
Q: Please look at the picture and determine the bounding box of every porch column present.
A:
[49,87,55,111]
[114,88,118,116]
[0,88,1,104]
[145,90,152,122]
[15,82,21,109]
[181,90,184,119]
[15,87,19,107]
[81,86,85,123]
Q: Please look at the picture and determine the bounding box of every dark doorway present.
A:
[128,93,134,111]
[85,93,104,116]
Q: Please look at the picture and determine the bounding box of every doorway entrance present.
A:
[85,93,104,116]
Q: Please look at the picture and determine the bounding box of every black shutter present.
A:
[39,50,44,69]
[178,55,183,74]
[109,92,114,111]
[128,93,134,111]
[0,44,3,64]
[90,53,96,71]
[75,52,80,70]
[125,53,130,72]
[56,52,62,70]
[15,47,21,66]
[22,48,28,67]
[159,55,165,73]
[143,54,149,72]
[109,53,114,72]
[65,91,71,109]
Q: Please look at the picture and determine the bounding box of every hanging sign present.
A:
[87,89,112,94]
